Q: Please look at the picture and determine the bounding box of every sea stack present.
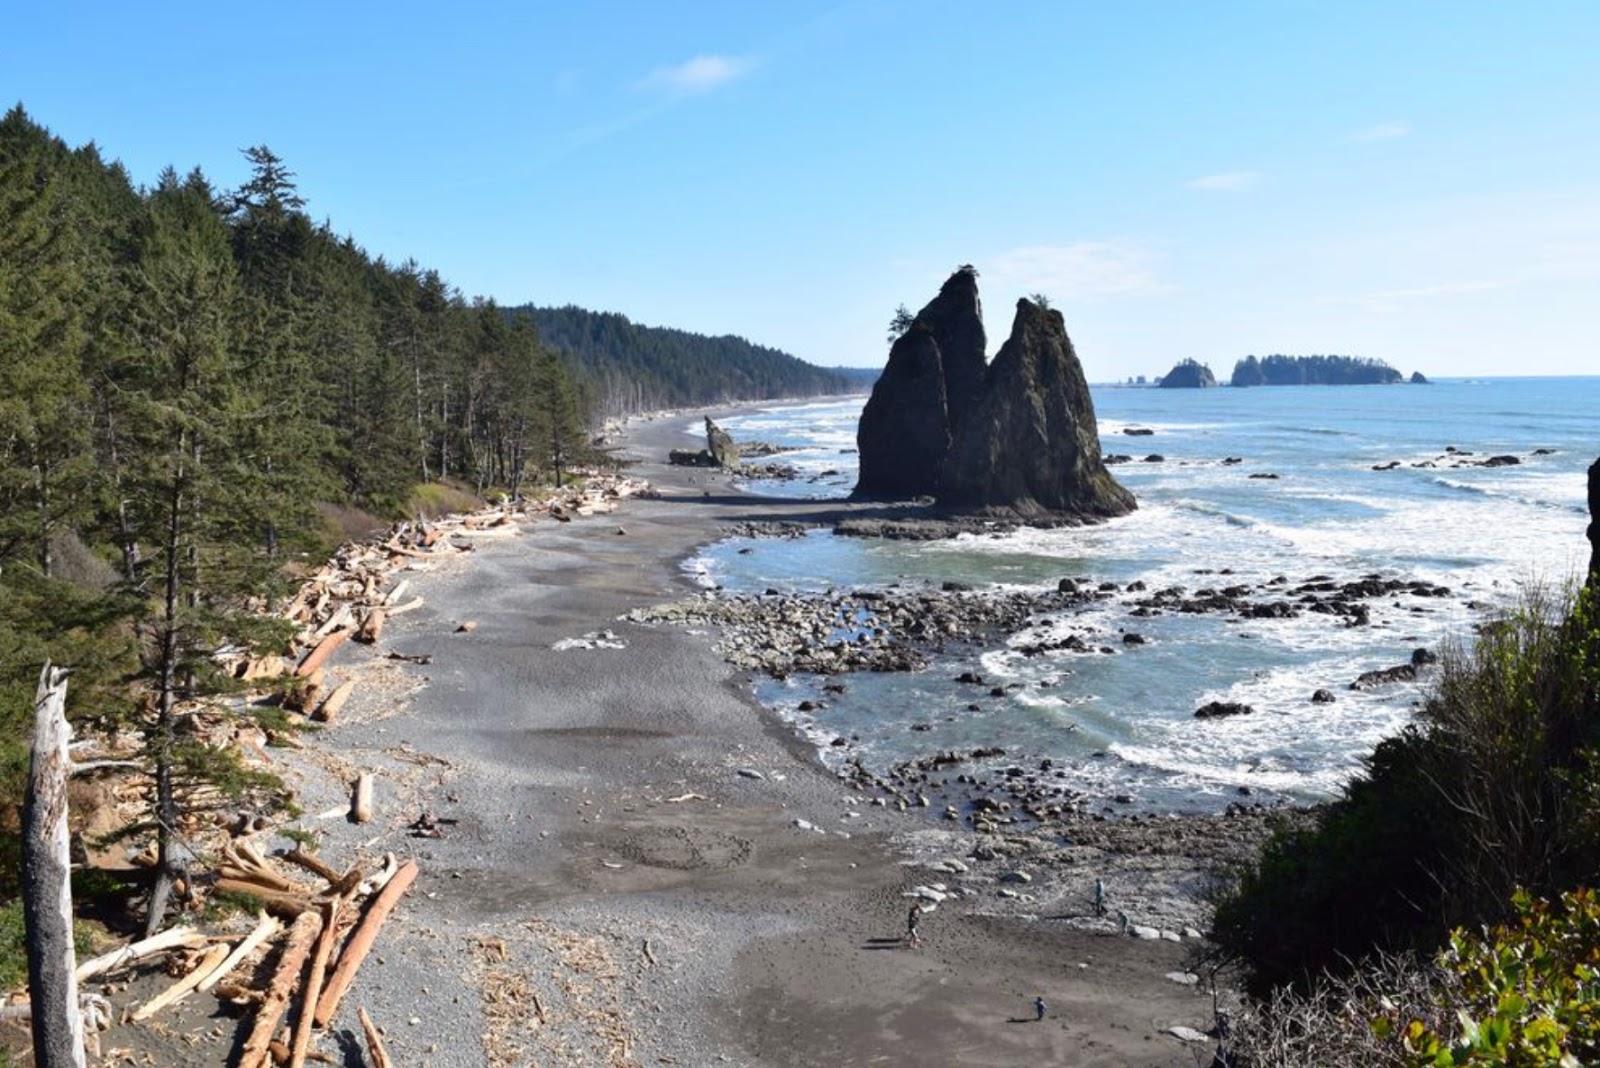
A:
[855,268,1134,520]
[1158,359,1217,388]
[705,416,739,468]
[855,267,986,498]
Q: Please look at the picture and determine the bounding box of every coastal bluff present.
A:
[855,267,1135,520]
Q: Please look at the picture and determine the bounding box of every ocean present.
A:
[680,378,1596,814]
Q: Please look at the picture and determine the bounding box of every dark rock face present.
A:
[705,416,739,468]
[856,270,1133,520]
[938,299,1135,518]
[1158,359,1217,388]
[1588,458,1600,585]
[855,270,984,498]
[1195,701,1254,719]
[1411,371,1430,384]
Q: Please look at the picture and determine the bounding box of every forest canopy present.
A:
[523,304,869,420]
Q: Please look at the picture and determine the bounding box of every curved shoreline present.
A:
[246,402,1238,1067]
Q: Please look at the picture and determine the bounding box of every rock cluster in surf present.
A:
[855,267,1135,520]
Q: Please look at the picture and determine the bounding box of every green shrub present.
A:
[1212,583,1600,994]
[0,899,93,992]
[1383,888,1600,1067]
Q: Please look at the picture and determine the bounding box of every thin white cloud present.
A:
[1186,171,1261,192]
[1351,120,1411,142]
[984,242,1172,301]
[636,54,755,95]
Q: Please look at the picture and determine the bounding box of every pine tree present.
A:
[0,107,98,577]
[115,171,286,934]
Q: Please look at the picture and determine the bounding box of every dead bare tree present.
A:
[22,662,86,1068]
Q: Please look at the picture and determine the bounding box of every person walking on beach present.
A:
[1034,996,1047,1022]
[906,905,922,947]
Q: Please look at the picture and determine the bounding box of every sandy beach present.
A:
[211,406,1229,1067]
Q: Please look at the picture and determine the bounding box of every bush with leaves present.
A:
[1212,582,1600,995]
[1385,888,1600,1067]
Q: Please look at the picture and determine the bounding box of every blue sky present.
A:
[6,2,1597,379]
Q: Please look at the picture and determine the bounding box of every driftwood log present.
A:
[22,663,85,1068]
[289,899,344,1068]
[313,680,356,724]
[75,927,207,983]
[296,630,351,678]
[351,773,374,824]
[313,859,419,1027]
[237,909,324,1068]
[358,1006,395,1068]
[198,911,280,994]
[129,942,228,1022]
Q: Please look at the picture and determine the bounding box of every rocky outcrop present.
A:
[705,417,739,468]
[1158,359,1217,388]
[939,299,1136,518]
[1410,371,1430,384]
[855,269,984,498]
[668,416,742,468]
[856,269,1134,521]
[1588,458,1600,586]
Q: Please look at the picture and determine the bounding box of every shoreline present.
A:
[110,400,1238,1067]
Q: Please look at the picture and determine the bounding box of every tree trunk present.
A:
[22,662,87,1068]
[146,447,186,938]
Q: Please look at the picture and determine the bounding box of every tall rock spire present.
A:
[855,270,1134,521]
[854,266,985,499]
[940,298,1135,517]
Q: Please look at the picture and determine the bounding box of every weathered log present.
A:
[351,773,374,825]
[312,859,419,1028]
[130,942,228,1021]
[385,596,425,616]
[281,849,341,887]
[382,579,410,607]
[212,878,314,919]
[296,631,351,679]
[75,926,207,983]
[288,899,343,1068]
[22,662,85,1068]
[216,865,301,895]
[198,912,281,994]
[236,909,323,1068]
[310,603,355,642]
[358,1007,395,1068]
[355,608,386,645]
[313,680,356,724]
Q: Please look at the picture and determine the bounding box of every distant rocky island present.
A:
[1158,359,1217,388]
[855,267,1134,520]
[1231,354,1410,387]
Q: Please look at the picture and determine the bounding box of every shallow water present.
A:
[679,378,1596,813]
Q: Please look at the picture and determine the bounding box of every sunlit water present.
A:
[672,379,1596,813]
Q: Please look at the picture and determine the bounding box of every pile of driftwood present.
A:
[225,475,651,729]
[12,476,651,1066]
[50,842,417,1067]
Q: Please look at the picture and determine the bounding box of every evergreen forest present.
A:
[523,304,872,420]
[1231,353,1405,386]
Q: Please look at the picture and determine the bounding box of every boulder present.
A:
[1195,701,1253,719]
[705,416,739,468]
